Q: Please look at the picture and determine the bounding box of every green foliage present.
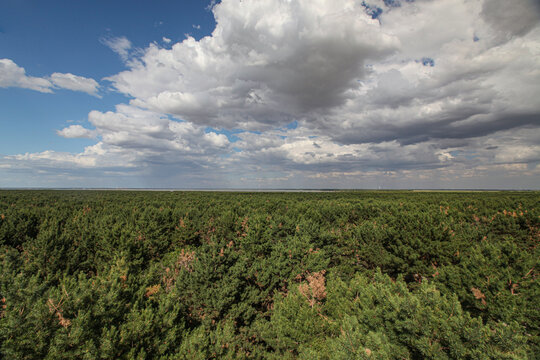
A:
[0,190,538,358]
[266,270,529,359]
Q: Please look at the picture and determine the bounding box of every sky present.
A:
[1,0,539,189]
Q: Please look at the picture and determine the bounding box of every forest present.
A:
[0,190,538,359]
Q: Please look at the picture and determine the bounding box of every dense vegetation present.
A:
[0,190,538,359]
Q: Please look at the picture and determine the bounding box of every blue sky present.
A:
[1,0,539,189]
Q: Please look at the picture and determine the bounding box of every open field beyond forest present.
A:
[0,190,539,359]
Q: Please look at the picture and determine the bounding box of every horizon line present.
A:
[0,187,538,192]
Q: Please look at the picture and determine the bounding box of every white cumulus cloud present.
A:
[109,0,399,129]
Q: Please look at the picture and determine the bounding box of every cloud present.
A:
[86,105,231,154]
[56,125,97,139]
[0,58,100,95]
[105,0,540,145]
[49,73,100,97]
[109,0,399,128]
[162,37,172,43]
[0,58,53,93]
[100,36,132,61]
[3,0,540,188]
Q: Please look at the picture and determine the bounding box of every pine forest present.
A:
[0,190,538,359]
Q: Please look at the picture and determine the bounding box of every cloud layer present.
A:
[2,0,540,188]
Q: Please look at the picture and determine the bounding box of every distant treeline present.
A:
[1,190,538,359]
